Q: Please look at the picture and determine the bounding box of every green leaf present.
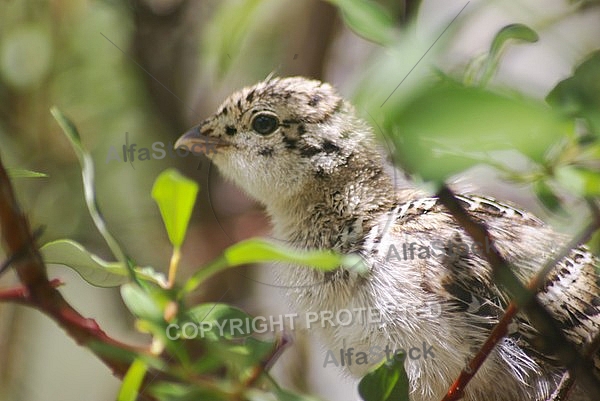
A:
[89,341,168,372]
[189,350,227,375]
[358,355,409,401]
[479,24,538,85]
[215,337,274,372]
[183,239,366,294]
[118,358,148,401]
[121,283,164,323]
[556,166,600,196]
[185,303,256,341]
[384,80,571,183]
[489,24,538,61]
[51,107,81,143]
[149,382,229,401]
[152,168,199,248]
[224,238,364,272]
[533,180,566,214]
[183,239,367,295]
[547,50,600,135]
[41,239,167,287]
[50,107,129,267]
[6,168,48,178]
[326,0,395,45]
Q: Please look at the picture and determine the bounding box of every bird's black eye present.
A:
[251,113,279,135]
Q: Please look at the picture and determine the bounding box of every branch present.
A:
[443,201,600,401]
[436,184,600,400]
[0,155,147,379]
[547,328,600,401]
[243,332,292,388]
[0,278,63,303]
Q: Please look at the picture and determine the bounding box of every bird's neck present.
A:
[266,159,398,250]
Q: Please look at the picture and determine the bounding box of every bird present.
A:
[175,76,600,401]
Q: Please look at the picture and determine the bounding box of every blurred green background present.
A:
[0,0,599,400]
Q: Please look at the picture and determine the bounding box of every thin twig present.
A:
[243,332,292,388]
[547,372,575,401]
[444,202,600,401]
[0,278,63,303]
[546,199,600,401]
[437,185,600,401]
[548,328,600,401]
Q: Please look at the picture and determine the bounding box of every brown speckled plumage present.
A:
[176,76,600,401]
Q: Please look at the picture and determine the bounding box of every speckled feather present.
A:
[176,77,600,401]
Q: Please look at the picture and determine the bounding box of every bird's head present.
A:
[175,77,387,211]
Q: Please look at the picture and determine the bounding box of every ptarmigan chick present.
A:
[175,76,600,401]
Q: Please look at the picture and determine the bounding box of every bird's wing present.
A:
[386,195,600,368]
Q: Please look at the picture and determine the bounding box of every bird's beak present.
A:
[175,123,230,154]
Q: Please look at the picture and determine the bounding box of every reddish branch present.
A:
[443,205,600,401]
[243,332,291,388]
[437,185,600,401]
[0,278,63,303]
[0,156,147,378]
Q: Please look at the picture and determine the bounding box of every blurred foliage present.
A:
[0,0,170,254]
[6,168,48,178]
[202,0,267,79]
[465,23,539,86]
[324,0,396,45]
[351,6,600,399]
[547,50,600,136]
[383,79,572,183]
[353,16,600,225]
